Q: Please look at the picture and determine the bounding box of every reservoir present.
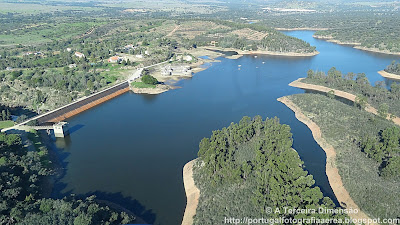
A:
[51,31,400,225]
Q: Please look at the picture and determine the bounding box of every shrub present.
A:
[141,74,158,85]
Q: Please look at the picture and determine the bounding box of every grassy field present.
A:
[0,120,14,129]
[287,93,399,221]
[130,82,156,89]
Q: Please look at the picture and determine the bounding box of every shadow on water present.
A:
[54,135,73,149]
[384,77,399,88]
[52,181,156,224]
[68,124,85,135]
[50,139,156,224]
[87,191,157,224]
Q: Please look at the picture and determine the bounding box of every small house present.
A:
[108,56,123,63]
[74,52,85,58]
[124,44,134,50]
[183,55,193,62]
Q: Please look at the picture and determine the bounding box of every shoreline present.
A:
[202,46,320,58]
[289,78,400,126]
[378,70,400,81]
[277,96,377,224]
[275,27,329,31]
[130,56,219,95]
[130,84,173,95]
[313,35,400,56]
[181,159,200,225]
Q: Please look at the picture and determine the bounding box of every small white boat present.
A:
[262,62,265,64]
[238,65,241,67]
[254,56,258,58]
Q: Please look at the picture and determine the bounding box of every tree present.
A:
[354,95,367,110]
[141,74,158,85]
[327,67,341,80]
[1,110,8,121]
[16,115,28,123]
[87,80,94,90]
[327,90,335,99]
[378,103,389,119]
[307,69,314,79]
[84,89,91,96]
[381,157,400,178]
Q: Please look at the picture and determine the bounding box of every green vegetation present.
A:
[141,74,158,85]
[287,93,399,220]
[0,120,14,129]
[314,17,400,53]
[0,108,11,120]
[193,116,347,224]
[130,82,156,89]
[384,60,400,75]
[361,126,400,178]
[0,132,135,224]
[304,67,400,117]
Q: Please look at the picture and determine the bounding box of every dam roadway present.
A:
[1,81,130,133]
[1,60,169,133]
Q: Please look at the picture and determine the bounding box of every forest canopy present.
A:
[193,116,347,224]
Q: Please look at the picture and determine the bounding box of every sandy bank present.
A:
[277,96,378,225]
[289,78,400,126]
[353,46,400,56]
[130,84,172,95]
[313,35,400,56]
[378,70,400,81]
[203,46,319,57]
[181,159,200,225]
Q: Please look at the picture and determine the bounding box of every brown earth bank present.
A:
[289,78,400,126]
[277,96,378,225]
[181,159,200,225]
[378,70,400,81]
[313,35,400,56]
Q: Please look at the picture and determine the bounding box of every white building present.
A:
[183,55,193,62]
[161,65,192,76]
[74,52,85,58]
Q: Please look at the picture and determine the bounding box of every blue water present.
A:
[51,31,400,225]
